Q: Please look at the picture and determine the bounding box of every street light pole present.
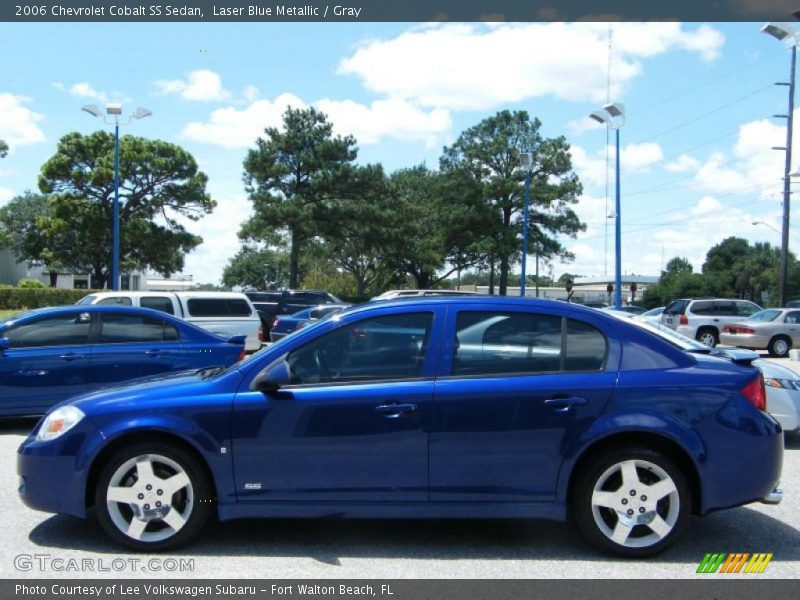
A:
[762,22,798,307]
[590,103,625,309]
[81,104,152,291]
[520,153,533,297]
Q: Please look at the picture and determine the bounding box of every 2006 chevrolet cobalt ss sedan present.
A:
[18,298,784,556]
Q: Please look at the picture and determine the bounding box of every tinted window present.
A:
[76,295,97,306]
[97,296,132,306]
[287,312,433,384]
[453,312,563,375]
[736,301,760,317]
[664,300,689,315]
[99,313,179,343]
[564,319,607,371]
[141,296,175,315]
[690,301,714,315]
[713,301,736,316]
[187,298,252,317]
[6,313,91,348]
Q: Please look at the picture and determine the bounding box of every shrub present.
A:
[17,278,45,289]
[0,288,100,310]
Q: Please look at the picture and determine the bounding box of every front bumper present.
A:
[761,485,783,505]
[17,419,102,519]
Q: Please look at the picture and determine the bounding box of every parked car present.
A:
[660,298,762,347]
[0,305,245,416]
[602,305,647,316]
[270,304,352,342]
[610,311,799,433]
[641,307,665,323]
[245,290,342,331]
[18,298,782,556]
[719,308,800,357]
[785,300,800,308]
[77,291,262,352]
[370,289,478,301]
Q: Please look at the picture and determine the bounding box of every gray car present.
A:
[660,298,762,347]
[719,308,800,357]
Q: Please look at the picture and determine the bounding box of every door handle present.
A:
[545,397,587,412]
[17,369,47,377]
[375,403,418,418]
[59,353,85,361]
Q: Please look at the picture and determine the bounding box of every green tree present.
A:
[385,165,493,288]
[222,246,291,290]
[441,110,584,295]
[643,256,705,308]
[0,191,75,287]
[0,139,8,158]
[38,131,215,289]
[241,107,357,288]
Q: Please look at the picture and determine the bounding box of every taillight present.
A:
[679,314,689,325]
[722,325,732,333]
[736,326,756,334]
[257,324,264,342]
[236,347,246,362]
[741,375,767,411]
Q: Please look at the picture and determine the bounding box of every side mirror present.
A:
[253,360,292,395]
[0,337,8,354]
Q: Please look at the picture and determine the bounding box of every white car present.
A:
[611,312,799,434]
[77,291,262,352]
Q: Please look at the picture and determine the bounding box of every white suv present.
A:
[660,298,762,347]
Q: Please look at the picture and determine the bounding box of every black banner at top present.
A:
[2,0,800,22]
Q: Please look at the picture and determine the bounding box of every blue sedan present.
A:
[1,305,245,416]
[18,298,783,556]
[270,303,352,342]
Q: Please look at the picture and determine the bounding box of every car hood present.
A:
[57,368,242,414]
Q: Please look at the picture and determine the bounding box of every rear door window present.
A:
[141,296,175,315]
[690,301,714,316]
[713,301,736,316]
[99,313,179,343]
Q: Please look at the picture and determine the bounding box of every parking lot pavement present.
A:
[2,419,798,580]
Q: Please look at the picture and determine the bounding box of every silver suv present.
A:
[660,298,762,347]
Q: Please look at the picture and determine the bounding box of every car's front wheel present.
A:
[94,442,213,551]
[571,447,691,557]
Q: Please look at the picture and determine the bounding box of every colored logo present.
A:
[696,553,773,574]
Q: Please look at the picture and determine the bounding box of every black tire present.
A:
[94,441,213,551]
[571,446,691,558]
[768,335,792,358]
[695,327,718,348]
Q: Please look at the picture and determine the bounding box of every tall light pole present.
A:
[81,103,152,291]
[762,22,797,307]
[519,152,533,297]
[590,102,625,309]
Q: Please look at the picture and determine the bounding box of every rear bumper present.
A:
[719,333,770,349]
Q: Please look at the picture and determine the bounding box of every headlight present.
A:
[36,406,85,442]
[764,378,800,391]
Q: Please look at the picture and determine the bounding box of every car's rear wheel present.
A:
[768,335,792,358]
[696,327,718,347]
[94,442,212,551]
[571,447,691,557]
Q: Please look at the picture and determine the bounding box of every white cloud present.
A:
[316,97,452,146]
[664,153,700,173]
[181,93,306,148]
[338,23,724,111]
[0,93,45,148]
[242,85,260,103]
[69,82,109,103]
[184,94,452,148]
[155,70,231,102]
[571,141,664,186]
[565,117,605,137]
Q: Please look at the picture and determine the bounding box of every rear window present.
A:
[664,300,689,315]
[97,296,132,306]
[186,298,252,317]
[141,296,175,315]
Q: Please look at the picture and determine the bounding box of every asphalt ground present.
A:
[1,356,798,579]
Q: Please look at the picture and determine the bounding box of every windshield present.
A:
[747,309,781,322]
[76,295,96,305]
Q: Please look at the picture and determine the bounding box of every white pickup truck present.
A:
[77,291,263,352]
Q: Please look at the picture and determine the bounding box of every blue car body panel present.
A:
[17,298,783,527]
[1,305,243,416]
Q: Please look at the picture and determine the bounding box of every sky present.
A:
[0,21,799,286]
